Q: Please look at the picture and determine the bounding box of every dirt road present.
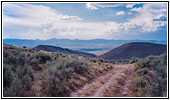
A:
[71,64,135,97]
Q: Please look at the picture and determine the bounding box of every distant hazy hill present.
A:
[99,42,167,60]
[3,38,167,52]
[34,45,96,58]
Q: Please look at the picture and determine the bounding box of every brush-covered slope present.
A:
[34,45,96,57]
[3,43,113,97]
[99,42,167,60]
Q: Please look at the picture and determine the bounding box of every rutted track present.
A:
[71,64,135,97]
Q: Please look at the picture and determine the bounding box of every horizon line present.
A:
[3,38,167,41]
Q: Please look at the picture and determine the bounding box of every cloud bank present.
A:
[3,3,167,40]
[85,3,137,10]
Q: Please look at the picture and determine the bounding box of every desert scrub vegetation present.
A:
[133,54,167,97]
[40,54,114,97]
[3,44,52,97]
[128,57,140,64]
[3,44,114,97]
[3,48,34,96]
[111,59,129,64]
[41,56,89,96]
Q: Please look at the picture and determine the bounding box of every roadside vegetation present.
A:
[3,44,167,97]
[3,44,113,97]
[129,54,167,97]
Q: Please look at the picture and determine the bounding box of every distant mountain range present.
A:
[34,45,96,58]
[3,41,167,60]
[99,42,167,60]
[3,38,167,52]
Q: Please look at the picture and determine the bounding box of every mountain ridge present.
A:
[99,42,167,60]
[3,38,167,52]
[34,45,96,58]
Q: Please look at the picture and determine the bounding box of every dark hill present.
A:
[34,45,96,58]
[99,42,167,60]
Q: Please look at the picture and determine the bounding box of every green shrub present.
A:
[136,58,145,67]
[30,58,42,70]
[42,57,89,96]
[3,76,22,97]
[67,60,88,75]
[42,63,71,96]
[23,46,27,48]
[4,53,17,65]
[129,57,139,64]
[149,59,159,68]
[3,48,34,97]
[97,58,105,62]
[90,58,97,63]
[135,76,148,88]
[135,54,167,97]
[3,64,15,88]
[136,68,149,75]
[16,52,26,66]
[35,52,51,63]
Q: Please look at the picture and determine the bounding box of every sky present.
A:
[3,2,167,40]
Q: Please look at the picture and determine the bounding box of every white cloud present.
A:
[116,11,125,16]
[130,7,142,12]
[59,15,82,20]
[150,8,167,13]
[126,4,135,8]
[3,3,167,40]
[86,3,124,10]
[154,14,165,19]
[86,3,138,10]
[3,3,120,40]
[128,12,132,15]
[122,3,167,32]
[86,3,98,10]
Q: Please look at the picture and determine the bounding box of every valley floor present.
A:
[71,64,135,97]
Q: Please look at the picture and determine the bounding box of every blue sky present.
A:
[3,3,167,40]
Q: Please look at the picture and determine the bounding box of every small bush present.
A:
[136,59,145,67]
[90,58,97,63]
[23,46,27,48]
[135,54,167,97]
[135,76,148,88]
[136,68,149,75]
[129,57,139,64]
[42,57,89,96]
[34,52,51,64]
[69,60,88,75]
[98,58,105,62]
[3,64,15,88]
[3,47,34,97]
[3,76,22,97]
[30,58,42,70]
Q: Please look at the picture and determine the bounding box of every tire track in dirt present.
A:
[71,64,135,97]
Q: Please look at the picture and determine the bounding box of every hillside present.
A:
[3,43,167,97]
[3,43,116,97]
[99,42,167,60]
[34,45,96,58]
[3,39,167,52]
[131,54,167,97]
